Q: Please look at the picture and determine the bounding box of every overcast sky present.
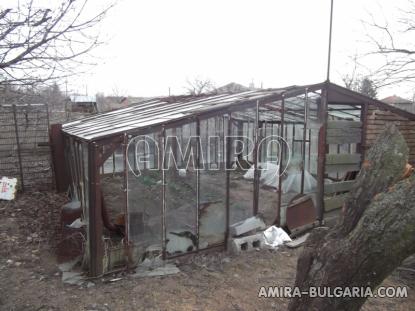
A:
[70,0,413,99]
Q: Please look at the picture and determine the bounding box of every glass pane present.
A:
[165,123,197,256]
[199,116,226,248]
[229,109,255,224]
[127,132,163,265]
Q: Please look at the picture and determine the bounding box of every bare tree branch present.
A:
[0,0,114,86]
[362,0,415,89]
[184,77,216,96]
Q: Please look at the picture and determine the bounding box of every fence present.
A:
[0,104,52,191]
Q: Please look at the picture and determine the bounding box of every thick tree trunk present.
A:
[289,125,415,311]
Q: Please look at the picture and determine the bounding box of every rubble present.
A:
[229,216,266,237]
[229,233,264,254]
[61,271,84,285]
[132,258,180,278]
[58,256,81,272]
[286,233,310,248]
[228,215,291,254]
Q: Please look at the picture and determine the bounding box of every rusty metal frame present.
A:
[161,127,167,260]
[196,118,201,250]
[253,100,260,215]
[276,95,285,226]
[224,113,232,249]
[316,83,329,224]
[60,78,415,277]
[88,141,104,277]
[122,133,130,269]
[300,88,309,194]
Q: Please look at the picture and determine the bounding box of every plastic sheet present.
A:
[262,226,292,248]
[243,161,317,193]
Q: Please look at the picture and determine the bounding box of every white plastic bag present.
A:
[0,177,17,201]
[262,226,291,248]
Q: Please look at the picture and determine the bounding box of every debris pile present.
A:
[228,216,292,254]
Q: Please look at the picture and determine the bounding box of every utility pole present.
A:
[326,0,334,81]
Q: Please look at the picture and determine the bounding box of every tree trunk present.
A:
[289,125,415,311]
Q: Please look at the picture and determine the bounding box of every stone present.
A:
[62,271,84,285]
[230,216,266,237]
[229,233,264,254]
[286,233,310,248]
[131,263,180,278]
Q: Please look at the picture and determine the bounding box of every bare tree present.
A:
[0,0,113,86]
[184,77,215,96]
[289,125,415,311]
[364,0,415,88]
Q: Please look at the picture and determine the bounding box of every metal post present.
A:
[276,96,285,226]
[300,88,309,194]
[225,114,232,249]
[308,128,312,171]
[359,103,368,162]
[222,117,226,169]
[270,123,274,160]
[316,85,329,224]
[253,100,260,215]
[12,104,25,191]
[327,0,334,81]
[161,128,167,259]
[112,152,115,175]
[79,143,87,210]
[196,119,200,250]
[122,134,130,268]
[291,124,295,155]
[88,142,103,277]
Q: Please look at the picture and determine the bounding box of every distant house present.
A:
[215,82,252,94]
[382,95,414,113]
[68,95,97,113]
[96,96,145,112]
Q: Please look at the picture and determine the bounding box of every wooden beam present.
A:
[325,153,361,165]
[324,193,348,212]
[327,120,362,129]
[316,85,328,223]
[325,163,360,173]
[326,134,361,144]
[325,180,355,194]
[327,128,361,137]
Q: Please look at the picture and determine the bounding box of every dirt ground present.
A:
[0,191,414,311]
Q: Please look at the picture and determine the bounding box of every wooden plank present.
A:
[324,193,349,212]
[327,134,361,144]
[325,163,360,173]
[327,128,362,137]
[327,121,362,129]
[325,153,361,165]
[324,180,355,194]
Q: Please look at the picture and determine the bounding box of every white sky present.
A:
[70,0,414,99]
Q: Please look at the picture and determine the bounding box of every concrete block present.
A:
[230,233,264,254]
[230,216,266,237]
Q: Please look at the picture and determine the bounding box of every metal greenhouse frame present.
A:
[61,81,415,277]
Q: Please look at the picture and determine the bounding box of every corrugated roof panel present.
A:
[62,84,323,141]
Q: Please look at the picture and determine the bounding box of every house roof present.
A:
[62,81,415,142]
[69,95,97,103]
[215,82,252,94]
[381,95,412,105]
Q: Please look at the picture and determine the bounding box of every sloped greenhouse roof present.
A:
[62,81,415,141]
